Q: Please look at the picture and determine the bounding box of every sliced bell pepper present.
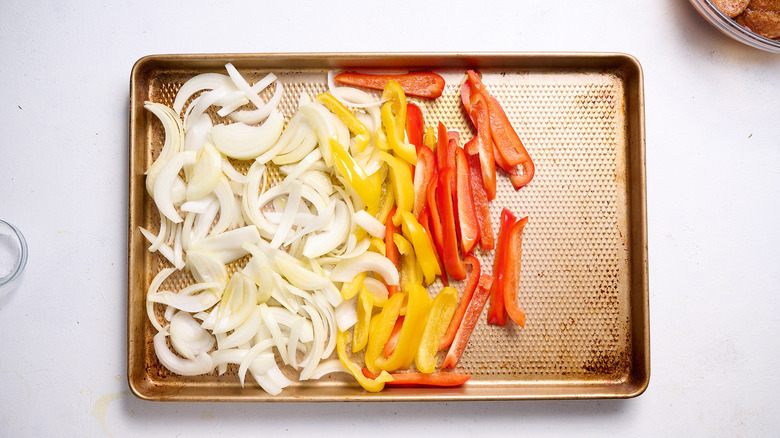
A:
[381,81,417,166]
[340,271,367,300]
[455,147,479,255]
[352,284,374,352]
[435,122,456,172]
[374,283,431,372]
[316,92,370,153]
[362,369,471,387]
[337,330,393,392]
[465,151,495,250]
[425,176,444,256]
[329,138,381,213]
[501,216,529,327]
[438,255,480,351]
[335,71,445,99]
[488,208,517,326]
[406,102,425,149]
[415,286,458,373]
[441,273,493,369]
[384,206,400,297]
[374,167,395,225]
[400,211,441,285]
[365,292,405,374]
[423,126,437,151]
[412,144,435,217]
[465,71,534,187]
[369,237,386,256]
[417,206,448,287]
[378,151,414,226]
[393,233,422,292]
[466,95,497,200]
[383,315,404,358]
[437,168,467,280]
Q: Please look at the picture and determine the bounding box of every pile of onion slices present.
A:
[140,64,397,395]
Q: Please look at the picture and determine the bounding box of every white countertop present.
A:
[1,0,779,436]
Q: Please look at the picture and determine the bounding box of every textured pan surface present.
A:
[128,53,649,401]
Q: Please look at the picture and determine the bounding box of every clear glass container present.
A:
[0,219,28,294]
[689,0,780,53]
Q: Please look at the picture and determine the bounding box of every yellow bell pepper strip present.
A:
[374,283,431,372]
[365,292,405,374]
[316,92,370,153]
[337,330,393,392]
[340,271,367,300]
[384,206,400,297]
[393,233,422,292]
[352,285,374,352]
[381,81,417,166]
[415,286,458,373]
[362,369,471,387]
[423,126,437,151]
[368,237,386,256]
[400,211,441,286]
[329,138,381,213]
[374,170,395,225]
[377,151,414,227]
[418,206,449,288]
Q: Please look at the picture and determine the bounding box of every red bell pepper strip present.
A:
[461,94,497,201]
[438,255,480,351]
[385,207,400,297]
[435,122,453,172]
[436,168,467,281]
[488,208,517,326]
[418,207,449,287]
[361,369,471,387]
[501,216,529,327]
[455,147,479,254]
[465,151,495,250]
[383,315,405,358]
[425,176,444,256]
[441,273,493,369]
[334,71,445,99]
[465,71,534,184]
[413,144,435,217]
[406,103,425,149]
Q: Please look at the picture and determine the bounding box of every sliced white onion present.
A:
[153,151,196,223]
[186,142,222,202]
[302,200,350,259]
[353,210,386,239]
[169,311,215,359]
[211,110,285,160]
[330,251,400,286]
[173,73,235,114]
[154,327,215,376]
[191,226,261,264]
[334,296,358,331]
[229,80,284,124]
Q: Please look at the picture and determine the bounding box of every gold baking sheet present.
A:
[128,53,649,401]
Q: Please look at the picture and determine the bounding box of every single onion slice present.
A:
[169,311,215,359]
[185,142,222,202]
[211,110,285,160]
[330,251,400,286]
[153,151,196,223]
[173,73,235,114]
[353,210,386,239]
[154,327,215,376]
